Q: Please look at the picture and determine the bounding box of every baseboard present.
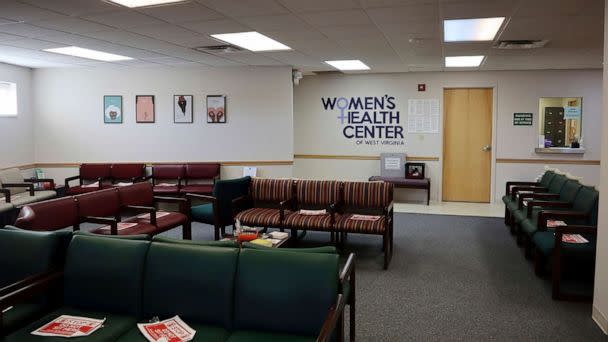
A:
[592,305,608,335]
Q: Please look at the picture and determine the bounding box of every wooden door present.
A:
[442,88,493,202]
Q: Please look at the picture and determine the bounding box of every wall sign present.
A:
[513,113,533,126]
[321,95,404,146]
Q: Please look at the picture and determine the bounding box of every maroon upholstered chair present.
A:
[151,164,185,195]
[234,178,294,229]
[65,163,112,195]
[283,180,341,232]
[110,163,146,184]
[117,182,191,239]
[15,197,79,231]
[180,163,220,195]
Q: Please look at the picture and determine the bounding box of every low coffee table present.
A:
[221,231,290,248]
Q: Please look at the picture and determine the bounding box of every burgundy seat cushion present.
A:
[75,188,120,217]
[126,211,187,230]
[111,164,145,181]
[180,184,213,194]
[80,163,112,181]
[15,197,78,231]
[91,222,158,236]
[283,212,338,230]
[185,163,220,179]
[335,214,386,234]
[118,182,154,207]
[153,185,180,194]
[235,208,284,227]
[152,164,185,180]
[66,184,112,195]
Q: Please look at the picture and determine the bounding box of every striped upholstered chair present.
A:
[233,178,294,229]
[283,180,342,237]
[336,181,394,269]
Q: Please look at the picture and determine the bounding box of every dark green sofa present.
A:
[1,234,353,341]
[502,169,555,226]
[0,227,71,337]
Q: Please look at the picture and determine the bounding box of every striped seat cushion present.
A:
[251,178,293,202]
[283,212,338,230]
[343,181,392,208]
[335,214,386,234]
[235,208,285,227]
[295,180,341,207]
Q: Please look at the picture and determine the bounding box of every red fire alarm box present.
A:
[418,84,426,92]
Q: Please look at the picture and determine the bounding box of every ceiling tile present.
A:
[83,10,167,29]
[0,23,62,38]
[261,51,324,67]
[278,0,361,13]
[222,52,285,66]
[366,3,437,22]
[361,0,438,9]
[0,32,26,41]
[127,23,197,40]
[19,0,121,16]
[440,0,516,19]
[138,2,225,23]
[300,9,373,27]
[31,17,114,34]
[0,1,66,22]
[199,0,289,17]
[238,14,310,32]
[179,19,251,35]
[514,0,604,18]
[259,29,326,42]
[319,25,385,40]
[0,38,63,50]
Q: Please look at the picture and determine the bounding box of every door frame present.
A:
[439,85,498,203]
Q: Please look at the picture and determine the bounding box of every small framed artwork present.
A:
[207,95,226,123]
[405,162,425,179]
[103,95,122,124]
[174,95,193,123]
[136,95,155,123]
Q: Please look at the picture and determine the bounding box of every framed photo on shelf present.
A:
[405,162,425,179]
[103,95,122,124]
[174,95,193,123]
[207,95,226,123]
[136,95,155,123]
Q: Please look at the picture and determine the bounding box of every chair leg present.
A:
[183,222,192,240]
[350,263,356,342]
[214,225,220,241]
[338,311,345,342]
[504,207,510,226]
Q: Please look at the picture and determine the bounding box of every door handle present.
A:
[482,145,492,152]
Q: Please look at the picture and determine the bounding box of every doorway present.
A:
[442,88,493,203]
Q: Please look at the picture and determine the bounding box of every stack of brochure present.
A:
[32,315,105,338]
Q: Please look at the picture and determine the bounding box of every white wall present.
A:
[32,66,294,179]
[293,70,602,202]
[0,62,33,169]
[592,0,608,334]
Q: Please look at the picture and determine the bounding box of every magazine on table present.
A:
[31,315,105,338]
[138,316,196,342]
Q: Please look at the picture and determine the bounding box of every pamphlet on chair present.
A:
[31,315,105,338]
[138,316,195,342]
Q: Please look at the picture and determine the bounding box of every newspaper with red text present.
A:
[138,316,196,342]
[562,234,589,244]
[31,315,105,337]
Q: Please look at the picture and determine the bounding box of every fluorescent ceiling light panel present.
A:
[210,32,291,52]
[325,60,370,71]
[107,0,186,8]
[445,56,485,67]
[44,46,133,62]
[444,17,505,42]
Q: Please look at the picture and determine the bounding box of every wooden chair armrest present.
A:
[506,181,540,196]
[0,188,10,202]
[538,210,588,231]
[64,175,80,188]
[186,193,217,204]
[527,201,571,218]
[2,183,35,196]
[554,225,597,235]
[0,271,63,314]
[232,195,252,217]
[511,186,546,199]
[154,196,188,215]
[125,205,156,225]
[340,253,355,288]
[81,216,118,234]
[0,269,61,297]
[279,198,295,221]
[316,294,346,342]
[24,177,56,190]
[186,193,218,223]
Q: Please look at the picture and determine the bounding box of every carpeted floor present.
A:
[77,212,607,341]
[155,213,607,341]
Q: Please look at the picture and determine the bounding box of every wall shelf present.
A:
[534,147,585,155]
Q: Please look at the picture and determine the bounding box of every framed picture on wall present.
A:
[174,95,193,123]
[103,95,122,124]
[136,95,155,123]
[207,95,226,123]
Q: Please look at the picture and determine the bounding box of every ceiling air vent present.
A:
[194,45,244,54]
[494,40,549,49]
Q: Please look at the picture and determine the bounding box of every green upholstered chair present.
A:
[502,170,555,225]
[188,176,251,240]
[115,241,240,341]
[231,249,342,341]
[0,227,72,337]
[3,234,151,341]
[532,225,597,301]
